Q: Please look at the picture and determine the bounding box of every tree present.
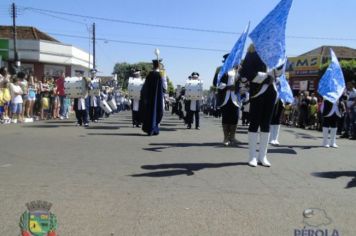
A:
[167,77,174,96]
[319,59,356,83]
[113,62,152,90]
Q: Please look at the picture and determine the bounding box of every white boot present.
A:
[248,132,258,167]
[322,127,330,148]
[269,125,276,144]
[258,132,271,167]
[273,125,281,145]
[329,128,338,148]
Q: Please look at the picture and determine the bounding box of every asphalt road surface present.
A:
[0,112,355,235]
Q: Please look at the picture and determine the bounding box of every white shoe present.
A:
[59,116,64,120]
[258,132,271,167]
[11,119,17,124]
[322,127,330,147]
[248,132,258,167]
[329,128,338,148]
[248,158,258,167]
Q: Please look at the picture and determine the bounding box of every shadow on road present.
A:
[143,142,248,152]
[312,171,356,189]
[268,148,297,155]
[131,162,248,177]
[85,126,120,130]
[87,132,146,136]
[278,144,322,150]
[23,125,61,128]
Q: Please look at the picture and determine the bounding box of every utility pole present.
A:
[92,22,96,71]
[11,2,20,70]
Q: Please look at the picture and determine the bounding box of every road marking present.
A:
[0,164,12,168]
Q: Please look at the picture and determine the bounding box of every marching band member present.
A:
[185,72,201,130]
[73,77,91,127]
[131,69,143,127]
[321,99,342,148]
[140,59,165,135]
[217,68,240,146]
[240,44,283,167]
[89,70,101,123]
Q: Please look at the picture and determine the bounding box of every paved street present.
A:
[0,112,355,236]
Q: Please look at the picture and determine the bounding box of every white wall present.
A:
[8,39,92,69]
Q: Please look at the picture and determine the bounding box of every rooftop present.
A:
[0,26,60,42]
[299,45,356,59]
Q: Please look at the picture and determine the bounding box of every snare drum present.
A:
[185,80,203,100]
[64,77,86,98]
[89,78,100,96]
[100,100,112,114]
[128,77,144,100]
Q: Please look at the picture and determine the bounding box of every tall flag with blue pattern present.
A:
[278,73,294,104]
[217,22,250,85]
[318,49,345,103]
[249,0,293,69]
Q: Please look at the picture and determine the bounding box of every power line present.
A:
[47,32,227,52]
[19,5,356,41]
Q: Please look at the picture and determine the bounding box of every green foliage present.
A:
[167,77,175,96]
[113,62,152,89]
[319,59,356,83]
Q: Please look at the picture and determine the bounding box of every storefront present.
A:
[0,26,92,79]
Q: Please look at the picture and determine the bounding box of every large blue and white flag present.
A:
[217,22,250,85]
[249,0,293,69]
[318,49,345,103]
[278,73,294,104]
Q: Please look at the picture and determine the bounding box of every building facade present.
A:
[287,45,356,93]
[0,26,93,79]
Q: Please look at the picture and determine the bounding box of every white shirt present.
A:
[218,70,239,107]
[10,83,23,104]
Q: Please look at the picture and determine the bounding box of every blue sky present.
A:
[1,0,356,88]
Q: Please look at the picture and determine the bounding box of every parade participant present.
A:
[321,99,342,148]
[269,98,284,145]
[241,89,250,126]
[73,77,91,127]
[89,93,100,122]
[217,68,240,146]
[130,69,143,127]
[240,44,283,167]
[185,72,201,130]
[89,70,101,123]
[139,59,166,135]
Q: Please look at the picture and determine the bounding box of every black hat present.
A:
[152,59,162,67]
[222,53,229,62]
[191,72,199,78]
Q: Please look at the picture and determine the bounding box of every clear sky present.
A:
[1,0,356,88]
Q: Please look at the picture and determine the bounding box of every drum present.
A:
[185,79,203,100]
[128,77,144,100]
[89,78,100,96]
[100,100,112,114]
[107,99,117,111]
[64,77,86,98]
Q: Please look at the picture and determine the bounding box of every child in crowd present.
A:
[9,77,24,123]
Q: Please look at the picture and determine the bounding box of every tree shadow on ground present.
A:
[311,171,356,189]
[131,162,248,177]
[143,142,248,152]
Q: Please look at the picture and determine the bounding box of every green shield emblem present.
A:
[28,211,51,236]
